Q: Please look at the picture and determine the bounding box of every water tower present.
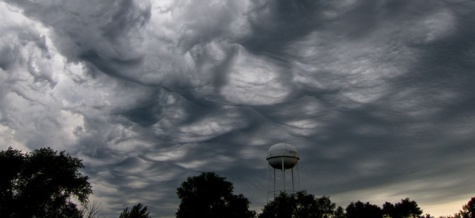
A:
[266,143,300,201]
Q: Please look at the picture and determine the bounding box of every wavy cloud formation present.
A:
[1,0,475,216]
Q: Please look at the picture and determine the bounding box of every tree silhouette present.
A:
[335,206,346,218]
[259,192,295,218]
[259,191,338,218]
[0,147,92,218]
[119,203,151,218]
[80,201,102,218]
[382,202,396,218]
[176,172,256,218]
[456,196,475,218]
[382,198,423,218]
[465,197,475,218]
[346,201,382,218]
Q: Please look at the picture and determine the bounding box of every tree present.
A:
[80,201,102,218]
[346,201,382,218]
[259,191,338,218]
[176,172,256,218]
[456,196,475,218]
[382,198,423,218]
[0,147,92,218]
[335,206,346,218]
[119,203,151,218]
[382,202,396,218]
[397,198,423,218]
[259,192,295,218]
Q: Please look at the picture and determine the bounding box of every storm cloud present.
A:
[1,0,475,217]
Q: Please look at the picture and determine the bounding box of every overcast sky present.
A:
[1,0,475,217]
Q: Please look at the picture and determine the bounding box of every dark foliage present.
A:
[0,147,92,218]
[259,191,338,218]
[176,172,256,218]
[346,201,382,218]
[119,203,151,218]
[455,196,475,218]
[382,198,423,218]
[335,206,346,218]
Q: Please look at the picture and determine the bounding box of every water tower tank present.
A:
[266,143,300,170]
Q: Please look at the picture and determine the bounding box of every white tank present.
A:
[266,143,299,170]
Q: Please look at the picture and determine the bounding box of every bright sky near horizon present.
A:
[1,0,475,217]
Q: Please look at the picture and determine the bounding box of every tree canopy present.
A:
[346,201,382,218]
[382,198,423,218]
[455,196,475,218]
[119,203,151,218]
[0,147,92,218]
[345,198,423,218]
[259,191,342,218]
[176,172,256,218]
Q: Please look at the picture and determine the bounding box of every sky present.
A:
[1,0,475,217]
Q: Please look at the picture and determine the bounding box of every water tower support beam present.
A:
[282,156,285,192]
[267,164,269,202]
[273,168,276,197]
[297,162,300,190]
[291,168,295,192]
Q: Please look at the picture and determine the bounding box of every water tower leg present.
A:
[297,162,300,190]
[273,168,276,198]
[281,156,285,193]
[267,164,269,202]
[291,168,295,192]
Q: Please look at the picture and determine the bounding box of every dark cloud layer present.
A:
[1,0,475,217]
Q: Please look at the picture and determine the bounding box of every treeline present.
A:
[1,147,474,218]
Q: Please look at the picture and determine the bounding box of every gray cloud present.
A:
[1,0,475,217]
